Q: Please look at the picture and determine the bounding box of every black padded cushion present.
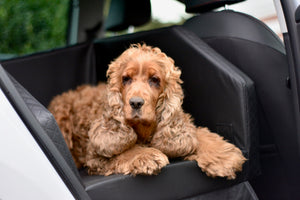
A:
[8,74,81,180]
[82,26,259,198]
[183,11,300,198]
[183,10,298,159]
[81,161,256,200]
[2,43,96,106]
[0,65,90,199]
[1,25,259,199]
[94,26,260,179]
[185,0,245,13]
[189,181,258,200]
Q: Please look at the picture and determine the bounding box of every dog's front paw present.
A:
[204,146,245,180]
[115,147,169,176]
[131,149,170,175]
[88,118,137,158]
[186,143,246,180]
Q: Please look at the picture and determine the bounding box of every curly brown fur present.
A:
[48,43,246,179]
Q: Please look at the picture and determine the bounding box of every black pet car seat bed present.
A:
[1,25,259,199]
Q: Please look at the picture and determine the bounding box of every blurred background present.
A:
[151,0,281,39]
[0,0,281,57]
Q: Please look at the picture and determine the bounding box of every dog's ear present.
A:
[107,56,123,92]
[156,56,184,126]
[106,57,125,121]
[106,45,135,92]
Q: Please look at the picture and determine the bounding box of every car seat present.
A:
[182,0,300,199]
[1,26,259,200]
[0,0,260,198]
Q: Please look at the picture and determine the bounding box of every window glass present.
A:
[137,0,282,41]
[136,0,192,32]
[150,0,191,24]
[105,0,192,36]
[0,0,69,58]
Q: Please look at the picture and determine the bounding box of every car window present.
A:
[0,0,282,60]
[105,0,192,36]
[0,0,69,59]
[105,0,281,41]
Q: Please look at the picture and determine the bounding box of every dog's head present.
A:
[107,44,183,137]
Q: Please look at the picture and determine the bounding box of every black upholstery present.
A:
[183,10,285,54]
[183,10,289,159]
[8,74,81,180]
[183,11,289,147]
[1,26,259,199]
[2,43,96,106]
[94,26,260,179]
[183,9,300,199]
[89,23,261,198]
[81,161,257,200]
[0,64,91,200]
[188,181,258,200]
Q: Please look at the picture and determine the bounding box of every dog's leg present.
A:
[48,95,74,150]
[88,116,138,158]
[112,145,169,176]
[48,94,83,167]
[150,113,199,158]
[185,127,246,179]
[86,144,169,176]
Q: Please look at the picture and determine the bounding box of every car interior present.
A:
[0,0,299,199]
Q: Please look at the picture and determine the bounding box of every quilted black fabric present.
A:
[9,74,81,180]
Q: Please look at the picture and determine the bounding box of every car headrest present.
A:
[105,0,151,31]
[185,0,246,13]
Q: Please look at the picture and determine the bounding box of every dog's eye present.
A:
[149,76,160,87]
[122,76,132,85]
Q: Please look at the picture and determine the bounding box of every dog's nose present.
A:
[129,97,144,110]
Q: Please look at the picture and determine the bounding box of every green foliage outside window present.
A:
[0,0,69,56]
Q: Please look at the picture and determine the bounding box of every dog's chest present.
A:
[133,123,156,143]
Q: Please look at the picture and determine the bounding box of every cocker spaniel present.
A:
[48,44,246,179]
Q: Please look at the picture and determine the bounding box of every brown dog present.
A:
[48,44,246,179]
